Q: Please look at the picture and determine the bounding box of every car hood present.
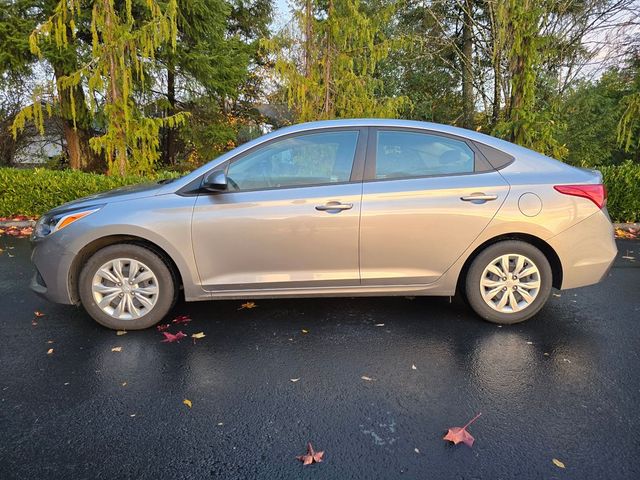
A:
[48,181,172,215]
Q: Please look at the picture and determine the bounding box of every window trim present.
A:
[363,127,495,183]
[196,127,369,195]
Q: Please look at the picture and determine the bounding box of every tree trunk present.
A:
[54,69,102,172]
[305,0,313,78]
[163,61,177,165]
[323,0,333,118]
[461,0,474,129]
[492,52,502,127]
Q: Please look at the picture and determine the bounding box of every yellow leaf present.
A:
[552,458,566,469]
[183,399,192,408]
[116,330,127,336]
[111,347,122,352]
[47,348,54,355]
[192,332,206,339]
[239,301,257,310]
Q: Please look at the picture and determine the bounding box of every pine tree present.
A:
[269,0,408,122]
[13,0,187,175]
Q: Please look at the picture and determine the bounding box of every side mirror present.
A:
[202,170,228,192]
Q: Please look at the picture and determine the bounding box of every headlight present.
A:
[34,205,103,237]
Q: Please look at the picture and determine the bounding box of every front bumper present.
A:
[547,209,617,290]
[30,236,78,305]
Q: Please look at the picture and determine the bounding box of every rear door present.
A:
[191,128,367,291]
[359,128,510,285]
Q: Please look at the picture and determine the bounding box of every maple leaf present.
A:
[156,323,170,332]
[161,331,187,343]
[238,301,257,310]
[443,413,482,448]
[172,315,192,325]
[296,442,324,466]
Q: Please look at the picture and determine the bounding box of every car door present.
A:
[191,128,367,292]
[359,127,510,285]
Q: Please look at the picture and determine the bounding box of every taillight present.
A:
[553,184,607,209]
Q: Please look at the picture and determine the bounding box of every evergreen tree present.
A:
[269,0,408,122]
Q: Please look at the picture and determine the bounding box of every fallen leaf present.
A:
[552,458,566,469]
[443,412,482,448]
[191,332,206,339]
[526,341,533,345]
[296,442,324,466]
[361,376,374,381]
[156,323,170,332]
[301,329,309,334]
[34,311,45,317]
[116,330,127,336]
[172,315,192,325]
[411,364,417,370]
[414,448,420,454]
[47,348,54,355]
[374,323,385,327]
[238,301,257,310]
[217,422,224,426]
[290,378,300,382]
[111,347,122,352]
[161,331,187,343]
[31,320,38,326]
[122,382,127,386]
[183,399,192,408]
[47,340,54,344]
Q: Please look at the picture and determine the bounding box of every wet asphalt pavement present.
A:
[0,237,639,480]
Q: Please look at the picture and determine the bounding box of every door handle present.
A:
[315,202,353,212]
[460,193,498,203]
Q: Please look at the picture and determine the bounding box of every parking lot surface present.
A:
[0,237,638,479]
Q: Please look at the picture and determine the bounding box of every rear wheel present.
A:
[78,244,177,330]
[465,240,552,324]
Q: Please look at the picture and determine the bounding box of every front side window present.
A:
[375,131,474,180]
[226,131,359,191]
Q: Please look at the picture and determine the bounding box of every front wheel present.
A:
[78,244,177,330]
[465,240,552,325]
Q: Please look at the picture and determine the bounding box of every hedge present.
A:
[0,163,639,221]
[0,168,179,217]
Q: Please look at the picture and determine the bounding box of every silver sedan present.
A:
[30,119,617,329]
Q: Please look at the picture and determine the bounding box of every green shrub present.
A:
[0,168,180,217]
[600,161,640,223]
[0,163,639,222]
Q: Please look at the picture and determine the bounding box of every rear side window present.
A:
[375,131,475,179]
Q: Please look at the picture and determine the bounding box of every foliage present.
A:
[18,0,188,176]
[600,161,640,223]
[559,68,634,166]
[267,0,409,122]
[0,167,179,216]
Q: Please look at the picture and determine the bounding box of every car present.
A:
[30,119,617,329]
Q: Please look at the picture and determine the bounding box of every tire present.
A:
[465,240,552,325]
[78,244,177,330]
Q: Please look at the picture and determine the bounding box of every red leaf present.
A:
[156,323,170,332]
[172,315,191,325]
[296,442,324,466]
[161,331,187,343]
[443,413,482,448]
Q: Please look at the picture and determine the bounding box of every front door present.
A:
[191,128,367,292]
